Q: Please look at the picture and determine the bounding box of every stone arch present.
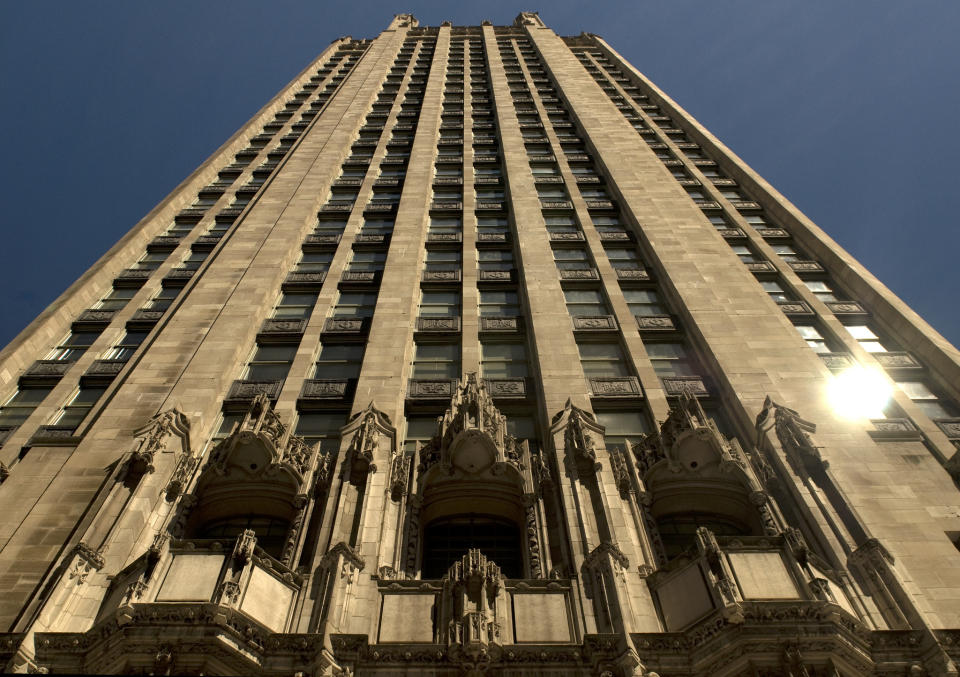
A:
[176,395,325,564]
[405,375,542,579]
[635,395,777,564]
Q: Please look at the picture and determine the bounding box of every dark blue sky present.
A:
[1,1,958,347]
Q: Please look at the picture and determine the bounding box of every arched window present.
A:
[193,515,290,560]
[655,513,751,561]
[422,514,522,579]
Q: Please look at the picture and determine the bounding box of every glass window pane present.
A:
[898,381,936,400]
[846,325,878,340]
[252,345,298,362]
[577,343,623,360]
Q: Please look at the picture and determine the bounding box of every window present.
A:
[296,252,333,272]
[477,217,508,239]
[0,387,53,427]
[743,214,769,227]
[47,331,101,361]
[412,343,460,379]
[273,293,318,319]
[332,292,377,317]
[760,280,790,302]
[579,187,610,200]
[731,245,758,263]
[623,289,665,316]
[315,218,347,235]
[591,214,627,236]
[314,344,365,380]
[425,250,461,272]
[54,387,106,430]
[370,189,403,203]
[295,412,349,454]
[804,280,840,302]
[646,342,698,377]
[181,252,207,270]
[97,288,137,311]
[432,186,463,200]
[244,345,298,381]
[435,165,462,177]
[474,166,502,178]
[479,290,520,316]
[478,249,513,271]
[845,325,890,353]
[595,410,650,452]
[537,186,567,200]
[795,325,832,353]
[476,187,505,201]
[420,290,460,316]
[553,248,591,270]
[149,287,179,311]
[505,415,539,454]
[545,214,579,235]
[329,188,359,203]
[422,515,522,579]
[429,217,461,237]
[361,218,395,235]
[197,516,290,560]
[605,247,642,270]
[578,342,631,377]
[132,252,168,271]
[347,251,387,272]
[896,381,956,419]
[564,289,608,316]
[404,415,438,453]
[104,331,148,361]
[480,342,528,378]
[772,244,800,262]
[530,163,559,176]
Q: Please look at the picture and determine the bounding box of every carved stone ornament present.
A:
[389,452,410,502]
[126,408,191,480]
[204,394,324,496]
[440,549,505,664]
[418,374,528,479]
[67,542,105,586]
[756,396,826,477]
[344,403,395,479]
[555,399,604,473]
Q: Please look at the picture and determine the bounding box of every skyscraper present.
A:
[1,10,958,675]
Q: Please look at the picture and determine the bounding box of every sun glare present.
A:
[827,366,893,419]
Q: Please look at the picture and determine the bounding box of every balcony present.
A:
[479,316,522,334]
[72,309,116,331]
[408,379,458,400]
[257,318,307,342]
[483,378,528,400]
[587,377,642,398]
[282,271,327,292]
[80,360,126,386]
[478,269,517,284]
[415,316,461,334]
[126,309,164,330]
[303,233,342,250]
[776,300,815,318]
[298,379,353,405]
[322,316,369,338]
[421,269,462,285]
[19,360,71,387]
[661,376,709,397]
[572,315,618,332]
[636,314,677,333]
[224,379,282,405]
[147,236,182,252]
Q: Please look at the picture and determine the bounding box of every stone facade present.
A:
[0,12,959,677]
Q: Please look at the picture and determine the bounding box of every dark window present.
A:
[422,515,523,578]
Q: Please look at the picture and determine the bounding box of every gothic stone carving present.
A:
[126,408,191,480]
